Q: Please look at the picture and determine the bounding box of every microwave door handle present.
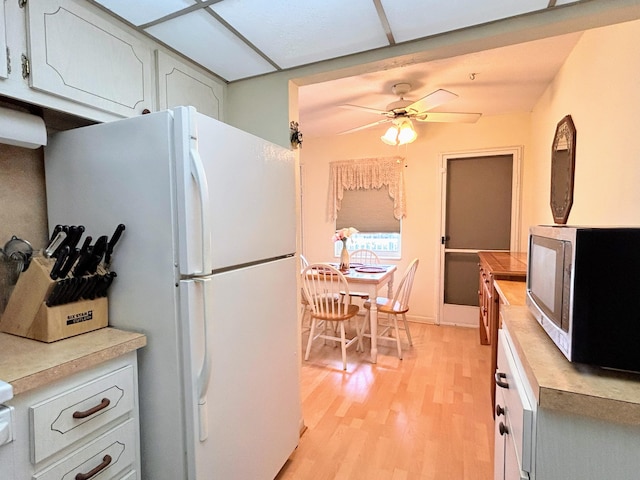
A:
[194,277,212,441]
[189,147,212,275]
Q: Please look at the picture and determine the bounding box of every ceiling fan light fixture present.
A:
[397,119,417,145]
[381,125,400,145]
[380,119,417,146]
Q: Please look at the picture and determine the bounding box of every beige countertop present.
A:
[502,305,640,425]
[494,279,526,306]
[0,327,146,396]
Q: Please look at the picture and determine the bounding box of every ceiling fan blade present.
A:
[414,112,482,123]
[337,119,391,135]
[407,89,458,114]
[339,104,390,115]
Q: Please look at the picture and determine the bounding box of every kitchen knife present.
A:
[48,225,63,245]
[65,225,85,252]
[85,235,109,274]
[57,277,78,305]
[46,280,64,307]
[58,247,80,278]
[44,231,67,258]
[96,272,117,297]
[104,224,125,266]
[72,242,94,277]
[52,226,70,257]
[50,246,70,280]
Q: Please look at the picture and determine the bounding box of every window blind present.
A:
[336,188,400,233]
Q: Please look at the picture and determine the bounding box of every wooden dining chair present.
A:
[346,249,381,302]
[302,263,361,371]
[360,258,419,359]
[300,254,311,333]
[349,249,380,266]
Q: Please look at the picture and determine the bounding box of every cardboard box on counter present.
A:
[0,256,107,342]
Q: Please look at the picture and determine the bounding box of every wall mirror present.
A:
[550,115,576,224]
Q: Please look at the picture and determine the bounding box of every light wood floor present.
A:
[276,320,494,480]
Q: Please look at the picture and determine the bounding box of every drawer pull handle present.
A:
[496,404,505,417]
[72,397,110,419]
[75,454,112,480]
[499,421,509,436]
[495,372,509,389]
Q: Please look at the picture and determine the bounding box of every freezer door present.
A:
[180,256,300,480]
[174,107,296,274]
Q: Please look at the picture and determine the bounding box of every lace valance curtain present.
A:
[328,156,406,221]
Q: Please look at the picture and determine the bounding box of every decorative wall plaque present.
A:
[550,115,576,224]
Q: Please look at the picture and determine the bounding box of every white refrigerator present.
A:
[44,107,301,480]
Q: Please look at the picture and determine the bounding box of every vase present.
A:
[339,239,350,272]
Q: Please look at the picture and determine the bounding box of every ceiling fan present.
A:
[338,82,482,136]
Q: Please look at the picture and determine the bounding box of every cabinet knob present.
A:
[495,372,509,389]
[499,421,509,436]
[496,404,505,417]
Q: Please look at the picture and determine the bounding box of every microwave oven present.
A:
[526,225,640,372]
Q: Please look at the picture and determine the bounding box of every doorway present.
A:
[438,148,522,326]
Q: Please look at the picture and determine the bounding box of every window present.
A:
[335,188,401,258]
[329,157,406,259]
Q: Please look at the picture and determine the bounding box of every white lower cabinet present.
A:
[494,330,533,480]
[7,352,140,480]
[496,324,640,480]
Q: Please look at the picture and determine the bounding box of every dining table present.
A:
[329,263,397,363]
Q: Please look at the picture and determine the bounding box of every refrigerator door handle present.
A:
[194,276,213,442]
[190,147,212,275]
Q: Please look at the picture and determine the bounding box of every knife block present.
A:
[0,256,108,342]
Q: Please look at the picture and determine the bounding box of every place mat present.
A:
[349,262,364,268]
[355,266,386,273]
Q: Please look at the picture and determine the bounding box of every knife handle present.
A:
[58,247,80,278]
[50,246,70,280]
[105,224,125,265]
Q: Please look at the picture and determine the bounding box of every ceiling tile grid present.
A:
[93,0,195,27]
[91,0,583,82]
[380,0,557,43]
[145,9,277,81]
[208,0,390,69]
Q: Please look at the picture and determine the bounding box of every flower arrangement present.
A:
[333,227,358,243]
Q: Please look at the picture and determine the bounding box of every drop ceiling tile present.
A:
[381,0,552,43]
[145,9,276,81]
[93,0,196,26]
[209,0,389,69]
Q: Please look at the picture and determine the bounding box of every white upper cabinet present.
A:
[0,1,7,79]
[156,50,224,120]
[25,0,154,117]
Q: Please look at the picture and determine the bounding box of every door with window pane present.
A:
[440,152,519,326]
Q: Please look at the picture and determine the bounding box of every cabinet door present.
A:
[156,50,223,120]
[25,0,153,117]
[0,1,7,79]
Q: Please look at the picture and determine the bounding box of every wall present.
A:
[524,18,640,232]
[301,113,530,323]
[0,144,48,249]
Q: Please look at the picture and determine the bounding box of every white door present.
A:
[181,257,300,479]
[438,148,521,326]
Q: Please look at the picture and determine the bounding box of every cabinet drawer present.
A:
[32,418,136,480]
[495,331,533,473]
[30,365,134,463]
